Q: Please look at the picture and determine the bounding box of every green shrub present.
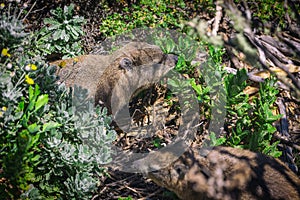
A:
[234,0,299,29]
[0,3,115,199]
[0,1,27,53]
[155,34,282,157]
[28,4,86,59]
[221,69,282,157]
[100,0,187,36]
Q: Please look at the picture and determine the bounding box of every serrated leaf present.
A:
[29,133,41,148]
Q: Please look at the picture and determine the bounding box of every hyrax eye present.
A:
[119,57,133,71]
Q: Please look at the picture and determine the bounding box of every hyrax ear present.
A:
[119,57,133,71]
[161,54,178,67]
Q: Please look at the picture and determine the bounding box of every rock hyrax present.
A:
[95,42,177,114]
[145,146,300,200]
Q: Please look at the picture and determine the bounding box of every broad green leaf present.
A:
[31,154,41,162]
[35,94,48,112]
[28,85,41,111]
[34,84,41,96]
[29,133,41,149]
[42,122,61,132]
[18,100,25,111]
[28,123,40,133]
[215,137,226,146]
[266,123,276,133]
[29,85,34,101]
[209,132,226,146]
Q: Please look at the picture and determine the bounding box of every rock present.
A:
[141,146,300,200]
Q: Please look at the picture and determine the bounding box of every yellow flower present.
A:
[1,48,11,57]
[25,75,34,85]
[0,111,3,118]
[73,57,79,63]
[2,106,7,111]
[0,3,4,9]
[58,61,67,68]
[30,64,37,70]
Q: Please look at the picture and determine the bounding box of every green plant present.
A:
[190,78,211,110]
[0,1,27,53]
[222,69,282,157]
[118,196,133,200]
[0,4,115,199]
[34,86,116,199]
[188,44,226,121]
[155,33,198,74]
[0,56,116,199]
[223,69,251,147]
[234,0,299,29]
[250,78,282,156]
[28,4,85,59]
[155,35,225,134]
[177,42,283,157]
[152,137,163,148]
[100,0,187,37]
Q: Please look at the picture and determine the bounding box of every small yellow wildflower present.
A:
[0,111,3,118]
[0,3,4,9]
[2,106,7,111]
[25,75,34,85]
[30,64,37,70]
[73,57,79,63]
[1,48,11,57]
[58,61,67,68]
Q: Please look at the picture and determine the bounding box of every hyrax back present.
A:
[146,146,300,200]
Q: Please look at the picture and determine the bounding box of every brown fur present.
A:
[53,42,167,102]
[95,42,178,114]
[94,42,165,112]
[146,146,300,200]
